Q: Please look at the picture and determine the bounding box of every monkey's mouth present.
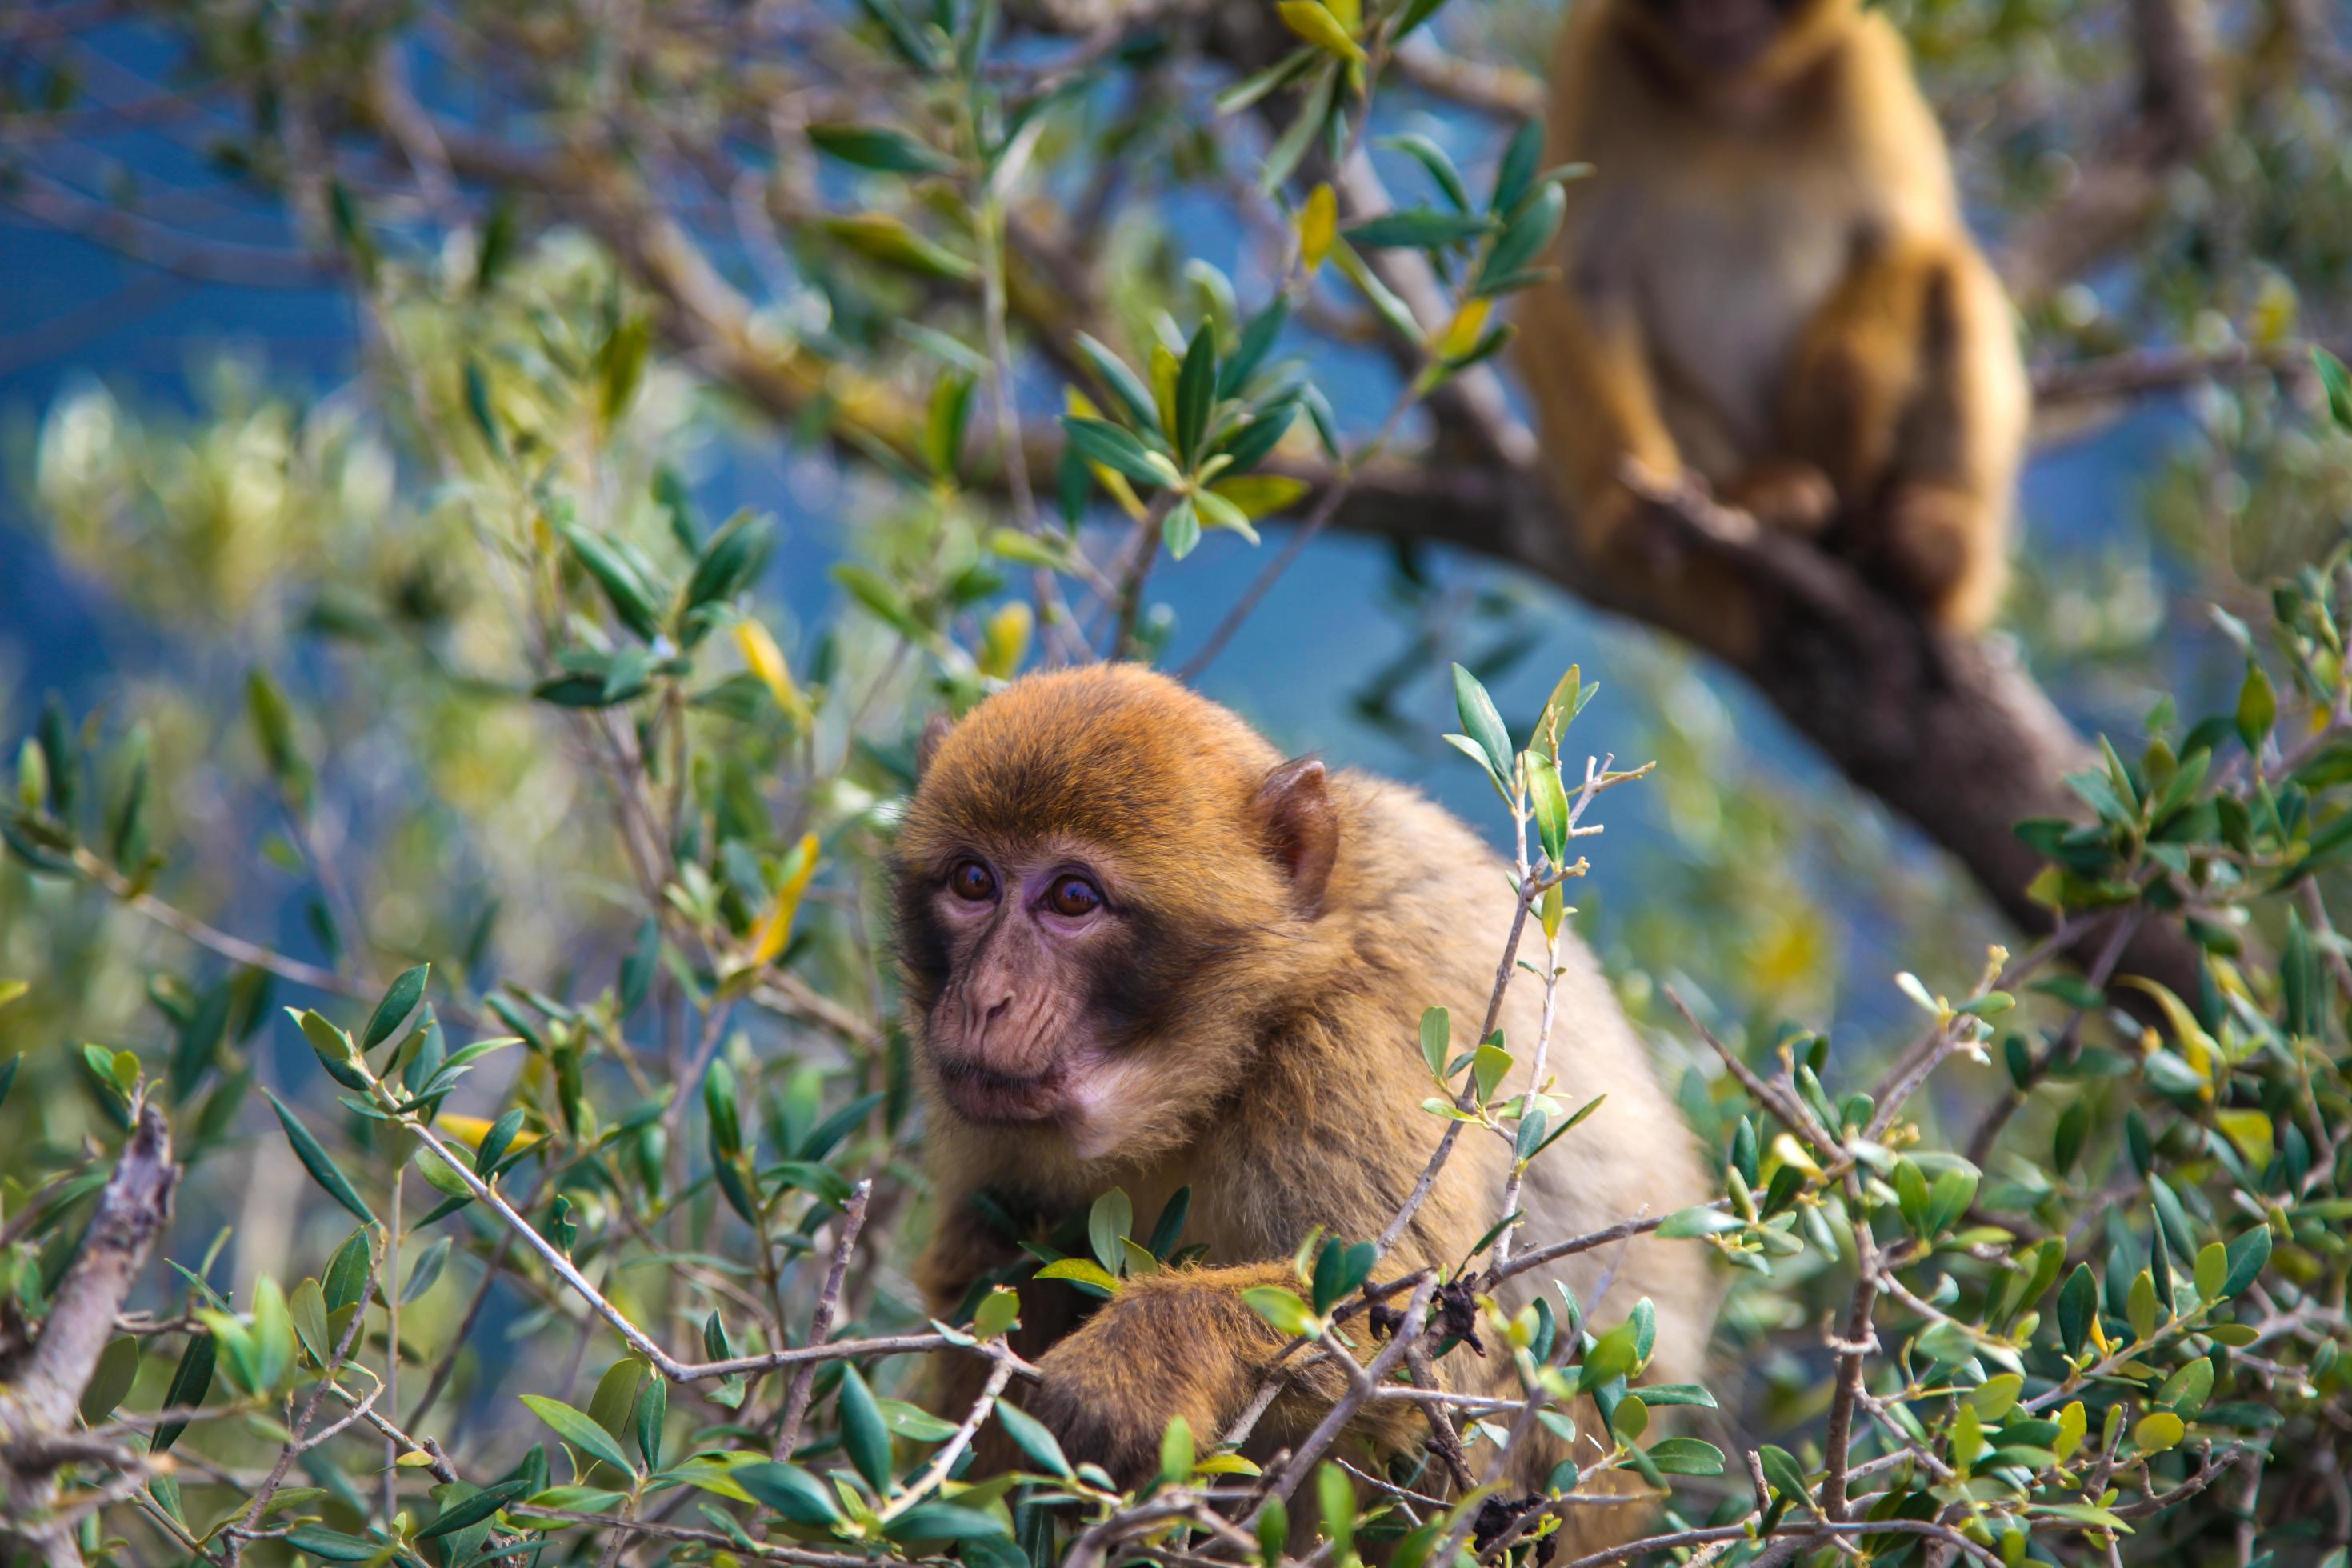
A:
[934,1058,1074,1124]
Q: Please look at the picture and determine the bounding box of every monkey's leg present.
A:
[1024,1262,1422,1488]
[1783,238,2026,630]
[1514,276,1682,560]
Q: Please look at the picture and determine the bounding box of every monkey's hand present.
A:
[1025,1263,1319,1488]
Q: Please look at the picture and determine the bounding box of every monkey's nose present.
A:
[966,988,1014,1042]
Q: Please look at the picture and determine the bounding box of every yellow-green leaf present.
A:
[1275,1,1365,61]
[1300,183,1338,270]
[2133,1410,2184,1453]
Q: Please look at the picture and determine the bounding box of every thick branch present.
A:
[0,1104,178,1568]
[1308,459,2207,1002]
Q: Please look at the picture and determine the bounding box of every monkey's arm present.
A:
[1782,236,2028,630]
[1025,1262,1414,1486]
[1514,274,1682,556]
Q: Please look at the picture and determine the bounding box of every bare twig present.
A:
[773,1180,874,1458]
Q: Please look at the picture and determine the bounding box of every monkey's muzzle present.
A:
[932,1056,1073,1125]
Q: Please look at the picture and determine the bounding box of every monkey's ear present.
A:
[917,712,955,778]
[1254,758,1338,918]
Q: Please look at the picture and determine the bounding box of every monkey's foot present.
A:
[1722,460,1838,537]
[1862,482,1999,630]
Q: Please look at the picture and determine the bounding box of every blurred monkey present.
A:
[1515,0,2030,646]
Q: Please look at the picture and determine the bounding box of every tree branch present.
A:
[0,1103,178,1568]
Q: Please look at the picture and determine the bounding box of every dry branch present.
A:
[0,1104,178,1568]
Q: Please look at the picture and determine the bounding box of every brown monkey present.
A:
[1514,0,2030,646]
[896,665,1716,1542]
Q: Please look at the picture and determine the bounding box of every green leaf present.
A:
[293,1008,370,1092]
[1528,754,1569,866]
[262,1089,376,1227]
[734,1461,841,1525]
[1310,1239,1376,1315]
[2053,1399,2087,1463]
[323,1228,373,1313]
[822,213,977,280]
[1471,1042,1512,1104]
[1072,334,1161,431]
[808,122,951,174]
[363,964,430,1052]
[1162,498,1201,561]
[2127,1268,2158,1341]
[1451,663,1512,784]
[2133,1410,2184,1453]
[1240,1284,1322,1339]
[2238,661,2277,751]
[1088,1187,1134,1276]
[2194,1241,2228,1302]
[635,1373,667,1471]
[1490,120,1542,214]
[1062,416,1172,486]
[1967,1373,2022,1421]
[1644,1437,1724,1475]
[2222,1224,2272,1297]
[290,1276,331,1365]
[971,1285,1022,1341]
[1378,131,1472,212]
[2215,1108,2274,1171]
[416,1479,530,1540]
[838,1366,894,1490]
[1218,298,1290,398]
[283,1527,386,1562]
[1159,1414,1195,1486]
[249,1276,294,1393]
[1657,1206,1744,1244]
[1174,322,1218,464]
[1420,1006,1450,1080]
[2158,1355,2214,1414]
[520,1394,638,1478]
[1342,207,1491,250]
[2060,1260,2098,1363]
[994,1401,1073,1478]
[1757,1444,1811,1508]
[403,1235,452,1304]
[78,1334,139,1424]
[883,1504,1010,1543]
[2316,347,2352,430]
[151,1332,216,1454]
[1478,185,1566,293]
[561,525,664,641]
[1630,1382,1717,1408]
[1034,1258,1120,1294]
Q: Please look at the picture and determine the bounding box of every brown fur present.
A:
[899,666,1718,1550]
[1513,0,2030,652]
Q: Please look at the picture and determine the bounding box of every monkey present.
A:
[1512,0,2030,651]
[894,664,1718,1549]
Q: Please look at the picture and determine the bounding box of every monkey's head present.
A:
[1620,0,1855,83]
[894,665,1338,1171]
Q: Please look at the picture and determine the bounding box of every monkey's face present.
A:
[892,666,1339,1170]
[1629,0,1846,78]
[904,840,1130,1129]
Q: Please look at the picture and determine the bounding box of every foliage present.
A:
[2,0,2352,1566]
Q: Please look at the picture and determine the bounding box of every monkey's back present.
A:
[1322,774,1716,1364]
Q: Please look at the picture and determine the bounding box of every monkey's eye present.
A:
[1046,874,1103,918]
[948,860,998,902]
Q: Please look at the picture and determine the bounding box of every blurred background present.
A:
[1,0,2350,1521]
